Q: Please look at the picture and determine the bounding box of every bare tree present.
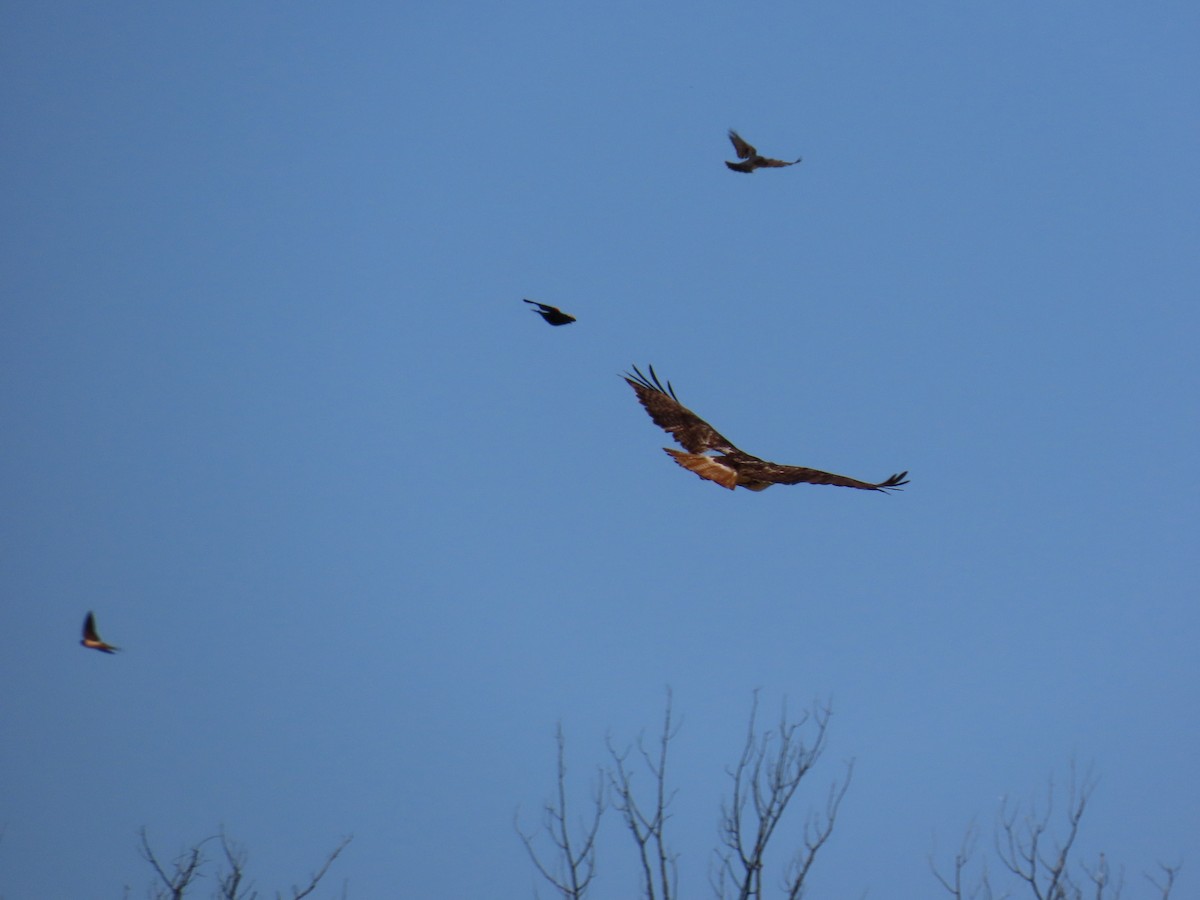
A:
[515,723,605,899]
[1146,862,1181,899]
[711,695,852,900]
[606,688,681,900]
[520,693,851,900]
[140,828,208,900]
[929,821,1004,900]
[277,834,350,900]
[523,702,1182,900]
[138,828,350,899]
[930,762,1181,900]
[996,761,1097,899]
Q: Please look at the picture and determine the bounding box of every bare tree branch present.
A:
[139,828,212,900]
[284,834,353,900]
[934,760,1180,900]
[138,828,349,900]
[1079,851,1124,900]
[930,820,1007,900]
[931,821,977,900]
[996,760,1097,900]
[607,687,681,900]
[216,829,250,899]
[515,724,605,898]
[1145,861,1181,900]
[785,758,852,900]
[712,693,841,900]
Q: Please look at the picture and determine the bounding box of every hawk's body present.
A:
[523,299,577,326]
[81,611,119,653]
[624,365,908,493]
[724,130,802,174]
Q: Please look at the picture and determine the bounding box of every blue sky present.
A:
[2,2,1197,897]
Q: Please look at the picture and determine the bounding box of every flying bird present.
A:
[724,130,802,173]
[81,611,120,654]
[623,365,908,493]
[523,299,577,326]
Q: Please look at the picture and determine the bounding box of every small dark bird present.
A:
[624,364,908,493]
[724,130,802,174]
[523,299,577,326]
[81,611,120,654]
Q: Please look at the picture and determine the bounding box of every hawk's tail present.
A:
[663,449,737,490]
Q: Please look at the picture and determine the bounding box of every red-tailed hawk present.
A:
[81,611,120,653]
[523,298,577,326]
[624,365,908,493]
[725,130,802,173]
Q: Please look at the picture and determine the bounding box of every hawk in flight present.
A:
[624,365,908,493]
[523,299,577,326]
[724,130,802,173]
[81,611,120,653]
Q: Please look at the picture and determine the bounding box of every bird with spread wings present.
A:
[81,611,120,653]
[724,130,802,174]
[523,298,577,326]
[623,365,908,493]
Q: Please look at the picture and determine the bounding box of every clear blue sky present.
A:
[2,2,1197,897]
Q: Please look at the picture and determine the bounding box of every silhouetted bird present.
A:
[724,130,802,174]
[81,611,120,653]
[523,299,576,326]
[624,365,908,493]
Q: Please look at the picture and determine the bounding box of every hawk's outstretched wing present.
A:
[663,452,907,493]
[753,156,801,169]
[728,130,757,160]
[725,159,760,174]
[623,365,739,455]
[736,460,910,492]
